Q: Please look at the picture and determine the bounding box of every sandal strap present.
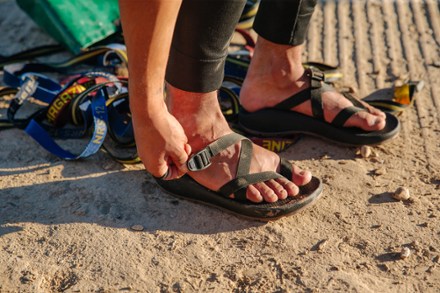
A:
[218,158,293,201]
[271,66,370,128]
[311,87,324,120]
[236,138,253,177]
[342,91,366,109]
[330,92,368,126]
[187,132,245,171]
[274,89,310,110]
[331,106,364,127]
[279,158,293,178]
[218,171,283,201]
[274,68,335,122]
[187,133,293,202]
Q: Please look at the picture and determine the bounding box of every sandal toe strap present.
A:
[279,158,293,179]
[218,171,283,201]
[342,91,366,109]
[331,106,364,127]
[219,157,293,202]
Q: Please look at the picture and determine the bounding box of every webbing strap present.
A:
[331,106,364,127]
[3,68,62,104]
[0,44,65,69]
[274,89,310,110]
[342,91,366,109]
[330,91,368,126]
[187,133,244,171]
[218,171,283,201]
[311,89,324,120]
[25,90,108,160]
[187,132,290,201]
[279,158,293,179]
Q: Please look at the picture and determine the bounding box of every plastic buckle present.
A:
[309,69,325,88]
[15,75,38,105]
[311,69,325,81]
[7,76,39,125]
[187,148,213,171]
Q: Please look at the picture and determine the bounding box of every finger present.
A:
[152,162,170,179]
[184,143,192,156]
[176,143,192,173]
[162,165,182,180]
[170,145,190,168]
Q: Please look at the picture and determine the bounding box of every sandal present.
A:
[238,69,400,146]
[155,133,323,221]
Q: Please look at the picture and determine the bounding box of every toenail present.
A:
[368,117,378,127]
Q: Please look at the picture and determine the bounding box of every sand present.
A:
[1,0,439,292]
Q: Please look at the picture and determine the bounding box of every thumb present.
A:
[170,143,191,172]
[162,144,192,180]
[177,143,192,173]
[184,143,192,155]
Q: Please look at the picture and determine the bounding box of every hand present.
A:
[132,106,191,180]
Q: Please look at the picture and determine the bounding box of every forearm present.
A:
[118,0,182,118]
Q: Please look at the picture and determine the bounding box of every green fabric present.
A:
[17,0,120,53]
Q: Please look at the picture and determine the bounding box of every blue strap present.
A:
[4,66,62,104]
[24,90,108,160]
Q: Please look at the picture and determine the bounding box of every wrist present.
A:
[129,92,168,118]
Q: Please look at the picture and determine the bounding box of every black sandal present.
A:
[239,68,400,146]
[155,133,323,221]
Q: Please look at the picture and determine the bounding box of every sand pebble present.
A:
[360,146,372,158]
[375,167,387,176]
[400,247,411,259]
[393,187,410,201]
[317,239,328,252]
[426,265,436,274]
[130,225,144,232]
[370,157,383,163]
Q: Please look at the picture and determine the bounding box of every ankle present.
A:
[247,37,305,84]
[240,38,308,112]
[167,85,231,150]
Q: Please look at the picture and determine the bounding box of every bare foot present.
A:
[167,85,311,203]
[240,37,386,131]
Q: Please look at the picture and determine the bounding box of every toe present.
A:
[266,179,288,200]
[360,101,387,119]
[291,165,312,186]
[346,110,386,131]
[246,185,263,203]
[275,177,299,197]
[368,106,387,119]
[253,182,278,203]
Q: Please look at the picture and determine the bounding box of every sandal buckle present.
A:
[187,148,213,171]
[311,69,325,81]
[309,69,325,88]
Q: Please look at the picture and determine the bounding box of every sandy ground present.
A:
[1,0,440,292]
